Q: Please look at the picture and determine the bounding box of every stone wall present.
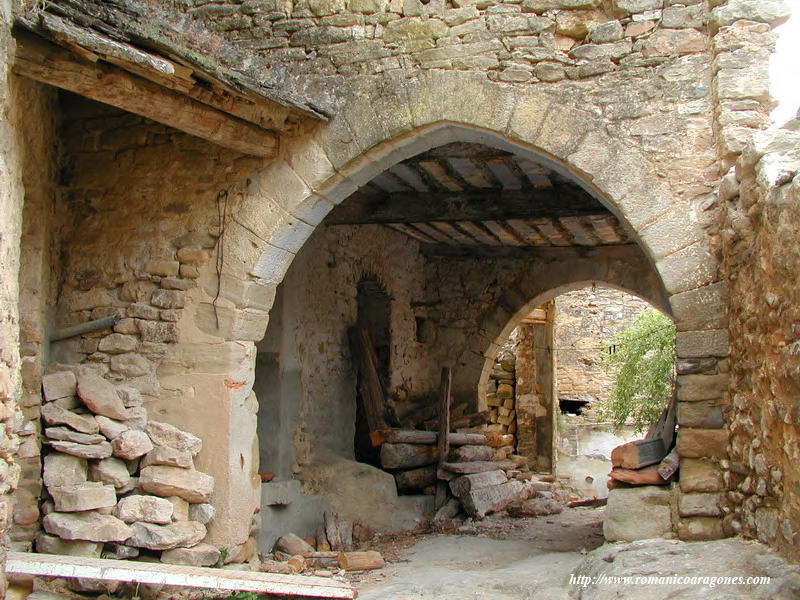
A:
[554,286,649,404]
[719,121,800,561]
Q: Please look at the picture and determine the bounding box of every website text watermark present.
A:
[569,574,771,588]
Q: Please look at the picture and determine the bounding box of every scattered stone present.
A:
[90,457,131,489]
[162,543,221,566]
[141,445,193,469]
[41,402,99,434]
[76,373,130,420]
[114,495,174,524]
[43,511,133,542]
[127,521,207,550]
[42,371,77,401]
[49,440,113,460]
[507,498,564,517]
[188,502,215,525]
[139,466,214,503]
[44,453,88,489]
[111,429,154,460]
[146,421,202,456]
[35,533,102,557]
[95,415,129,440]
[51,482,117,512]
[44,427,105,445]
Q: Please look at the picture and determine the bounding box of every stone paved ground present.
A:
[353,507,800,600]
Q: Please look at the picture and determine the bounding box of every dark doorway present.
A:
[354,276,391,466]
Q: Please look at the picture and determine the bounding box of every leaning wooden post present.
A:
[435,367,452,510]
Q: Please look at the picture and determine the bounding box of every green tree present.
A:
[599,308,676,433]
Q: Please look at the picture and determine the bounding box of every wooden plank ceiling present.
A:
[325,143,631,248]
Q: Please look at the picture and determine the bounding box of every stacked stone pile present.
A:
[37,367,220,566]
[483,349,518,436]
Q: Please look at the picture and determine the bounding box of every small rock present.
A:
[102,543,141,559]
[98,334,138,354]
[188,502,214,524]
[125,406,148,430]
[41,403,99,434]
[77,373,130,420]
[35,533,102,557]
[127,521,206,550]
[45,427,105,445]
[139,466,214,503]
[146,421,202,456]
[42,371,77,401]
[507,498,564,517]
[118,386,143,408]
[111,429,154,460]
[161,543,221,566]
[49,440,113,460]
[43,511,132,542]
[90,457,131,489]
[114,495,174,524]
[51,482,117,512]
[95,415,129,440]
[44,453,88,489]
[141,445,193,469]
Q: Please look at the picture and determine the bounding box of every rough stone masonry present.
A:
[0,0,797,594]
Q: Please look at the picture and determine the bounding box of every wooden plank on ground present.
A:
[370,429,489,447]
[5,552,356,599]
[12,32,277,157]
[439,460,517,475]
[435,367,452,509]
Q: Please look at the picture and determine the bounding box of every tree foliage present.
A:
[599,308,676,433]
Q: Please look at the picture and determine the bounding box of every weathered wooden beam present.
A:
[13,31,278,157]
[325,188,608,225]
[436,367,452,509]
[5,552,356,599]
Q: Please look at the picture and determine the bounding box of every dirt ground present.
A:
[347,506,605,599]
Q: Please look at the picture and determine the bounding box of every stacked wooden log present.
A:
[263,515,383,576]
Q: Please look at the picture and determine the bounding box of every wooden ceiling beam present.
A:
[324,188,608,225]
[13,31,278,157]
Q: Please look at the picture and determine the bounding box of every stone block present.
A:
[141,446,193,469]
[114,495,174,524]
[137,320,179,343]
[710,0,791,28]
[139,466,214,503]
[680,458,724,493]
[110,353,151,377]
[661,4,704,28]
[41,403,99,434]
[144,260,180,277]
[49,440,113,460]
[44,453,88,489]
[176,247,209,265]
[97,334,137,354]
[642,28,705,57]
[102,543,140,559]
[150,289,186,309]
[678,492,724,518]
[95,415,128,440]
[168,496,191,521]
[676,329,729,359]
[612,0,660,13]
[189,502,215,524]
[44,427,105,445]
[90,457,131,489]
[604,486,672,541]
[670,282,728,332]
[676,517,726,541]
[145,421,202,456]
[127,521,207,550]
[677,401,725,429]
[589,20,624,43]
[35,533,102,557]
[677,428,729,459]
[51,482,117,512]
[111,430,154,460]
[43,511,132,542]
[522,0,600,11]
[42,371,77,401]
[128,303,160,320]
[161,543,221,566]
[76,373,129,420]
[677,374,728,401]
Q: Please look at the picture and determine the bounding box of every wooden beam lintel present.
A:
[12,30,278,158]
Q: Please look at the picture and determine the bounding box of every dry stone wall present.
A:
[719,120,800,561]
[37,366,220,568]
[554,286,648,404]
